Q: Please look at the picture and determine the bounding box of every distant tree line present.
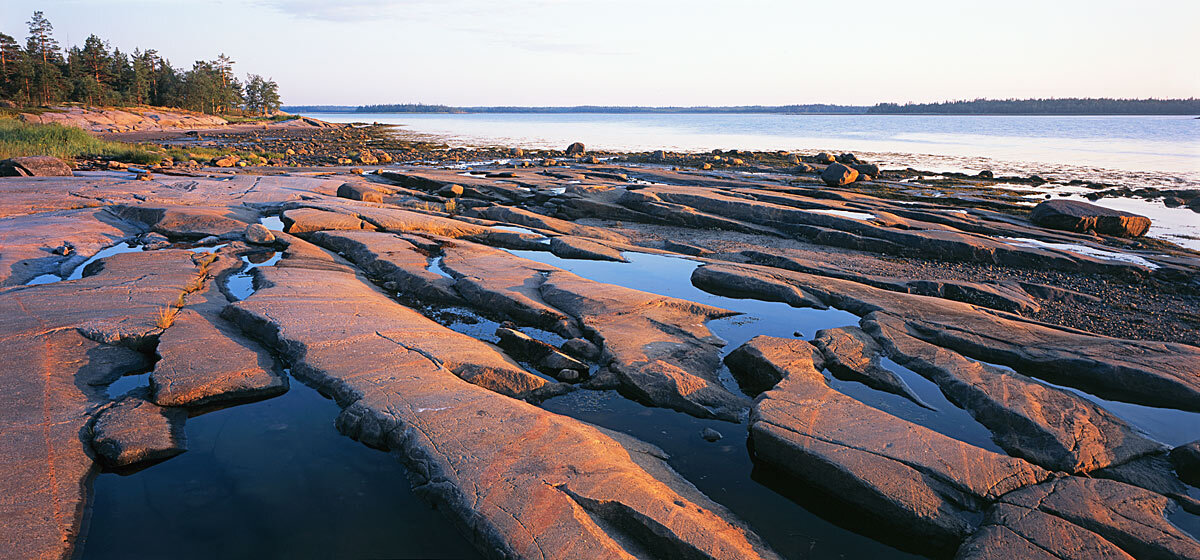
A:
[867,98,1200,115]
[343,104,870,114]
[0,11,281,115]
[287,98,1200,116]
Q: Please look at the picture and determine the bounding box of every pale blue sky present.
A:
[2,0,1197,106]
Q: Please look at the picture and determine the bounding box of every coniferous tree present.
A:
[25,11,63,104]
[1,11,277,114]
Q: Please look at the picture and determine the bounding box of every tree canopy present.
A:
[0,11,282,115]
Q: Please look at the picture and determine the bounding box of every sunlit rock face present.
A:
[3,148,1198,559]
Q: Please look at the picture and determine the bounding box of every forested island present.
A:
[0,11,281,115]
[286,98,1200,116]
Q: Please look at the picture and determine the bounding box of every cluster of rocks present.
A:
[1,143,1197,560]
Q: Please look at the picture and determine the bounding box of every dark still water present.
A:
[80,381,480,560]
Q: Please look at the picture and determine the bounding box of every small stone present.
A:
[557,369,581,382]
[438,184,465,198]
[700,428,723,442]
[244,223,275,245]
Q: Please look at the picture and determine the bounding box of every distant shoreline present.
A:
[285,98,1200,116]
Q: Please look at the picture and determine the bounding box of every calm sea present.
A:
[301,112,1200,188]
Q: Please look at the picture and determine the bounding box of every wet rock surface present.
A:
[2,153,1198,559]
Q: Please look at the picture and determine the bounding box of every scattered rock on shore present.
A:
[1030,199,1151,237]
[0,155,72,177]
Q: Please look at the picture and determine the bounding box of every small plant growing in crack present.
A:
[155,305,179,329]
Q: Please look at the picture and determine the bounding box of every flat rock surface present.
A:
[0,249,206,559]
[90,393,187,468]
[4,162,1199,559]
[749,337,1050,544]
[225,259,782,560]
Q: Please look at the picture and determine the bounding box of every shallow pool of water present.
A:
[81,377,480,560]
[540,390,923,559]
[999,237,1159,269]
[225,252,282,301]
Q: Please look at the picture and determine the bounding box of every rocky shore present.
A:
[1,131,1198,559]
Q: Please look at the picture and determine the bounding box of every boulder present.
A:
[851,163,880,178]
[565,142,586,156]
[90,393,187,468]
[437,183,464,198]
[836,153,861,165]
[496,327,588,377]
[1169,441,1200,487]
[813,152,836,164]
[723,335,825,396]
[820,162,859,187]
[0,155,73,177]
[336,182,384,203]
[244,223,275,244]
[1030,200,1151,237]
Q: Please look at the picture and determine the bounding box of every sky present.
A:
[1,0,1197,106]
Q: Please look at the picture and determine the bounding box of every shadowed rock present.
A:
[1170,441,1200,487]
[90,393,187,468]
[0,156,72,177]
[150,309,287,407]
[540,270,747,421]
[0,250,206,559]
[956,503,1135,559]
[1030,200,1151,237]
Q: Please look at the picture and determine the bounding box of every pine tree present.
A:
[0,33,22,98]
[25,11,62,104]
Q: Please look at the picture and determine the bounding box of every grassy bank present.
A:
[0,119,159,164]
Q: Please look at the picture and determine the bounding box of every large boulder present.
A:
[336,182,384,203]
[820,162,859,187]
[1030,200,1151,237]
[565,142,586,156]
[0,155,73,177]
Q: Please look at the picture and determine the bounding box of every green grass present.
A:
[0,118,159,164]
